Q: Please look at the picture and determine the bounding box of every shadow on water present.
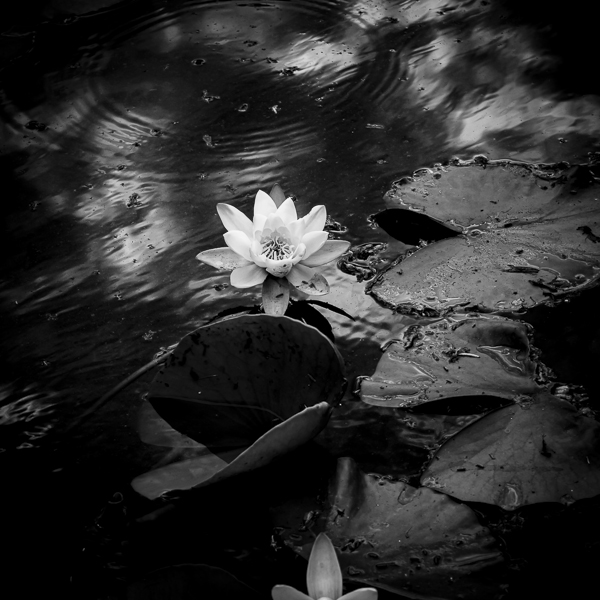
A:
[1,0,600,598]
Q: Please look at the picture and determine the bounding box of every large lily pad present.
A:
[149,315,346,452]
[280,457,504,600]
[132,315,345,499]
[421,394,600,509]
[360,315,541,408]
[370,159,600,315]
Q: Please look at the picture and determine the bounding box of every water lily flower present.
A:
[272,533,377,600]
[196,186,350,314]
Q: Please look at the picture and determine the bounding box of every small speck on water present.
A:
[202,135,216,148]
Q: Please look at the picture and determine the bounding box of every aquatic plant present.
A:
[272,532,377,600]
[371,159,600,314]
[196,185,350,315]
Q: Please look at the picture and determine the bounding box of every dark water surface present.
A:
[2,0,600,598]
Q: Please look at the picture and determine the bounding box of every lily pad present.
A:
[370,159,600,315]
[421,394,600,509]
[282,457,504,600]
[132,315,345,499]
[149,315,346,453]
[132,402,332,499]
[137,401,205,448]
[360,315,541,408]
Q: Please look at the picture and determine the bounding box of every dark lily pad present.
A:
[360,315,541,408]
[137,401,205,448]
[370,159,600,315]
[132,315,345,498]
[149,315,346,453]
[132,402,332,499]
[282,457,504,600]
[421,394,600,509]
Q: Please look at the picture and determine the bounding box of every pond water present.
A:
[2,0,600,598]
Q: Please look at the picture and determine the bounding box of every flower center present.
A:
[260,232,294,261]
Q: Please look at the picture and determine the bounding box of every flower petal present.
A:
[253,213,267,233]
[196,247,252,270]
[230,263,268,288]
[262,275,290,316]
[264,212,287,233]
[254,189,277,216]
[264,257,294,277]
[300,240,350,267]
[224,230,252,261]
[291,242,307,264]
[302,205,326,234]
[301,230,328,259]
[271,585,312,600]
[306,533,343,600]
[339,588,379,600]
[250,244,267,267]
[288,219,306,244]
[287,265,330,295]
[286,263,317,287]
[269,183,287,207]
[276,197,298,225]
[216,203,253,237]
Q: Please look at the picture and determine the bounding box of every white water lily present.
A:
[196,186,350,314]
[272,533,378,600]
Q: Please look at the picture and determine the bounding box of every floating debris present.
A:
[201,89,220,102]
[25,120,48,131]
[126,193,142,208]
[202,135,216,148]
[279,66,300,76]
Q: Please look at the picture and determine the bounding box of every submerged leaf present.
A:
[421,394,600,509]
[371,160,600,315]
[360,315,541,408]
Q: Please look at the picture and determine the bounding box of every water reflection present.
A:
[2,0,599,451]
[1,0,599,442]
[1,0,600,595]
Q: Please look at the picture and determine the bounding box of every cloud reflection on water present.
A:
[1,0,599,445]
